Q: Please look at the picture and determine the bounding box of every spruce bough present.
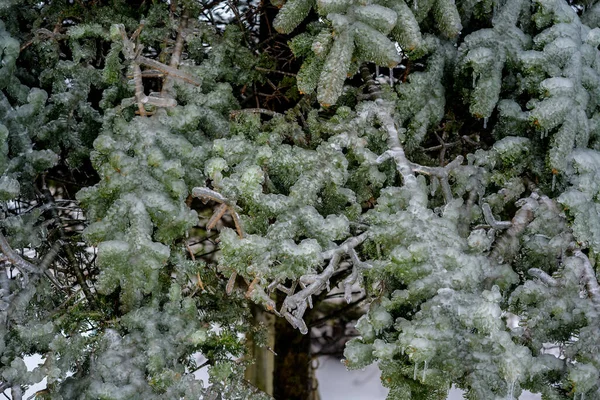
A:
[0,0,599,398]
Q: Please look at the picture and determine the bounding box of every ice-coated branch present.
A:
[191,187,244,237]
[270,233,372,333]
[11,385,22,400]
[491,194,538,263]
[374,104,416,185]
[481,203,512,230]
[343,248,372,303]
[282,253,341,334]
[528,268,559,287]
[0,232,40,274]
[321,232,369,259]
[410,156,464,203]
[132,62,147,116]
[161,11,188,96]
[359,65,463,205]
[374,107,463,204]
[137,55,201,86]
[573,250,600,306]
[229,108,281,118]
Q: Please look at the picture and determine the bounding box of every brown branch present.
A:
[255,66,296,77]
[161,11,188,96]
[40,186,97,306]
[191,187,244,238]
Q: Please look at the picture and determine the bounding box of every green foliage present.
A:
[1,0,600,399]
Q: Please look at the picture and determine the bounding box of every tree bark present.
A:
[273,304,313,400]
[245,305,275,395]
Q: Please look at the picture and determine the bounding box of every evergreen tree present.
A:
[0,0,599,399]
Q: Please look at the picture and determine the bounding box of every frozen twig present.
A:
[410,156,464,203]
[229,108,281,118]
[528,268,559,287]
[482,203,512,230]
[161,11,188,96]
[137,56,200,86]
[321,232,369,260]
[191,187,244,238]
[282,253,341,334]
[371,100,462,204]
[343,248,372,303]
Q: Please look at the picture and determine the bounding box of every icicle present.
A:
[413,362,418,380]
[430,176,439,196]
[552,174,556,192]
[389,68,393,87]
[376,65,379,77]
[344,285,353,304]
[326,279,331,292]
[472,73,477,87]
[422,360,427,382]
[506,380,515,400]
[483,117,488,129]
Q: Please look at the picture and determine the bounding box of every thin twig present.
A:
[255,66,296,76]
[230,108,280,118]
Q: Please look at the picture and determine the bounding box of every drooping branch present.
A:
[282,253,340,334]
[268,233,370,334]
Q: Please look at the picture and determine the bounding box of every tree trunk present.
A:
[273,309,314,400]
[245,305,275,395]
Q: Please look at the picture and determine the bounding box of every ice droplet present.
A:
[506,380,515,400]
[413,362,418,380]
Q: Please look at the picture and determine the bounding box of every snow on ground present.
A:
[315,356,543,400]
